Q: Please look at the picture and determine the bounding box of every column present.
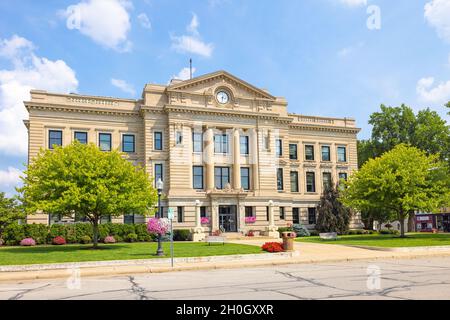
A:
[192,200,205,241]
[233,128,241,190]
[211,202,219,232]
[204,127,215,191]
[266,200,279,239]
[250,128,259,191]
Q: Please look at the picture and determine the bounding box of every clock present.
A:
[216,91,230,104]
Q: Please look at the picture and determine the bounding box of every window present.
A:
[264,135,270,150]
[240,136,249,155]
[74,212,88,222]
[154,131,163,150]
[100,215,111,224]
[177,207,184,223]
[176,131,183,145]
[289,144,298,160]
[214,167,230,190]
[306,172,316,193]
[49,130,62,149]
[276,139,283,157]
[193,166,204,190]
[124,214,134,224]
[266,207,270,221]
[290,171,299,193]
[245,206,254,218]
[192,132,203,152]
[200,206,207,218]
[277,168,284,191]
[241,167,250,191]
[122,134,135,153]
[337,146,347,162]
[280,207,285,220]
[321,145,331,161]
[74,131,87,144]
[323,172,332,190]
[308,208,317,225]
[214,134,229,154]
[99,133,111,151]
[305,145,315,161]
[339,172,348,182]
[292,208,300,224]
[155,164,163,184]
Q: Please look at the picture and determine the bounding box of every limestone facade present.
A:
[24,70,362,238]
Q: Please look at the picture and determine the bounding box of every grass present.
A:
[0,242,262,266]
[296,233,450,248]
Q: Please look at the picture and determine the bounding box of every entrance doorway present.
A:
[219,205,237,232]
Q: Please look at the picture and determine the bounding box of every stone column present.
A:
[204,127,215,191]
[250,128,259,191]
[266,200,279,239]
[211,202,219,233]
[233,128,241,190]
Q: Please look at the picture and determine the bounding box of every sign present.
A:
[168,208,174,220]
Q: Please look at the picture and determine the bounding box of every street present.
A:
[1,256,450,300]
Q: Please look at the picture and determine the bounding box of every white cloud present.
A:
[425,0,450,43]
[0,167,22,188]
[171,67,197,82]
[339,0,367,7]
[61,0,133,51]
[138,13,152,30]
[171,13,214,58]
[417,77,450,105]
[0,35,78,156]
[111,78,136,96]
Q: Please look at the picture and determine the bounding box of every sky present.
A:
[0,0,450,196]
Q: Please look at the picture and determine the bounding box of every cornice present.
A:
[25,102,140,117]
[289,123,361,134]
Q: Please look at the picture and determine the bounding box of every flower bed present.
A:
[104,236,116,244]
[261,242,284,253]
[20,238,36,246]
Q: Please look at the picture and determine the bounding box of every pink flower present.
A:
[104,236,116,244]
[201,217,210,224]
[147,218,170,235]
[245,216,256,224]
[20,238,36,246]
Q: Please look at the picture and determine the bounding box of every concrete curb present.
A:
[343,245,450,252]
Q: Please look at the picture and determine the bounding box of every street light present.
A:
[156,178,164,256]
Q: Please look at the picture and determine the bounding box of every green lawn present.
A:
[296,233,450,248]
[0,242,262,266]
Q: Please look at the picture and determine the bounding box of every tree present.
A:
[359,105,450,167]
[18,142,158,248]
[342,144,450,237]
[315,185,352,235]
[446,101,450,114]
[0,192,25,243]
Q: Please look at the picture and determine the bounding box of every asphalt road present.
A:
[1,256,450,300]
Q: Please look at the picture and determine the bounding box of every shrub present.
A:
[52,236,66,245]
[247,230,254,237]
[292,224,310,237]
[261,242,284,253]
[3,222,25,245]
[80,235,92,244]
[20,238,36,246]
[380,229,399,235]
[126,233,138,243]
[173,229,191,241]
[24,224,48,245]
[0,238,4,246]
[104,236,116,243]
[309,230,319,236]
[348,229,368,235]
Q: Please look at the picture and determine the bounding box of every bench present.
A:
[319,232,338,240]
[205,236,226,245]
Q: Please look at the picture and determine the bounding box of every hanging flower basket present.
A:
[147,218,170,235]
[201,217,210,225]
[245,216,256,224]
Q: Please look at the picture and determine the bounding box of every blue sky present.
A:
[0,0,449,195]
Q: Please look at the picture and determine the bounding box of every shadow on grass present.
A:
[0,244,130,254]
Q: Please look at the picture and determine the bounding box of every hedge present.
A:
[2,222,159,246]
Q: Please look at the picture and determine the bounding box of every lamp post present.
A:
[156,178,164,256]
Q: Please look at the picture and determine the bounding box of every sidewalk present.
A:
[2,240,450,282]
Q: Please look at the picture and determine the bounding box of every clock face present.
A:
[216,91,230,104]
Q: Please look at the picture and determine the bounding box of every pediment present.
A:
[166,70,276,101]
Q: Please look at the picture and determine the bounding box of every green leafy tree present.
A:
[315,185,352,235]
[359,104,450,167]
[342,144,450,237]
[18,142,158,248]
[0,192,25,243]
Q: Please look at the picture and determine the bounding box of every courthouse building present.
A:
[24,70,362,239]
